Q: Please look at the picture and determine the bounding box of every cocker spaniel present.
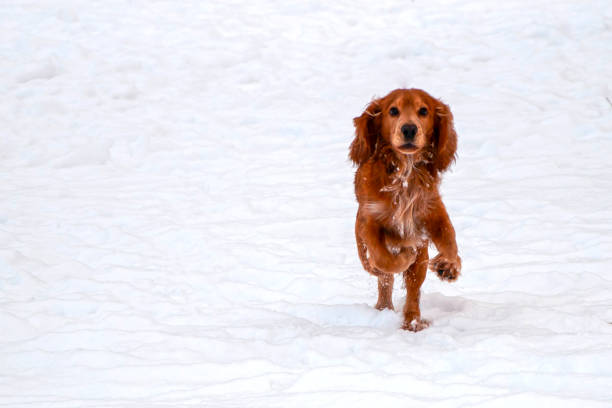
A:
[350,88,461,331]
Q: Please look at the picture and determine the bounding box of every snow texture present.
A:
[2,1,612,407]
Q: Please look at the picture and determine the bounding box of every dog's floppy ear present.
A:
[433,99,457,172]
[349,99,382,166]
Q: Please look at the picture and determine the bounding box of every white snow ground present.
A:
[1,0,612,406]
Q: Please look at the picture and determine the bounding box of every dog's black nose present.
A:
[401,123,417,140]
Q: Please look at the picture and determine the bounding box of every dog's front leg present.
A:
[424,197,461,282]
[402,245,430,331]
[361,220,417,274]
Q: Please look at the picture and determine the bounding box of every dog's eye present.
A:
[389,107,399,116]
[418,107,428,116]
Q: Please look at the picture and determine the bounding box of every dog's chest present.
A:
[380,167,426,239]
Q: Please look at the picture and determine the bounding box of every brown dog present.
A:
[350,88,461,331]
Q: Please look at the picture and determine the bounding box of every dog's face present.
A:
[379,89,435,155]
[350,88,457,172]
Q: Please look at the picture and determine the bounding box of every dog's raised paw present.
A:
[429,254,461,282]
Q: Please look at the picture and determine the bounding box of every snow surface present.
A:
[2,1,612,406]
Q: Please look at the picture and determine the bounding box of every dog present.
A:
[350,88,461,331]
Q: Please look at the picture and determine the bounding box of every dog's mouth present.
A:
[397,143,419,154]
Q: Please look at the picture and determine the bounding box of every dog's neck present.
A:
[374,142,434,191]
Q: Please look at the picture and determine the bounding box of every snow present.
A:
[1,0,612,406]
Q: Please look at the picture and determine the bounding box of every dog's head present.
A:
[349,88,457,172]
